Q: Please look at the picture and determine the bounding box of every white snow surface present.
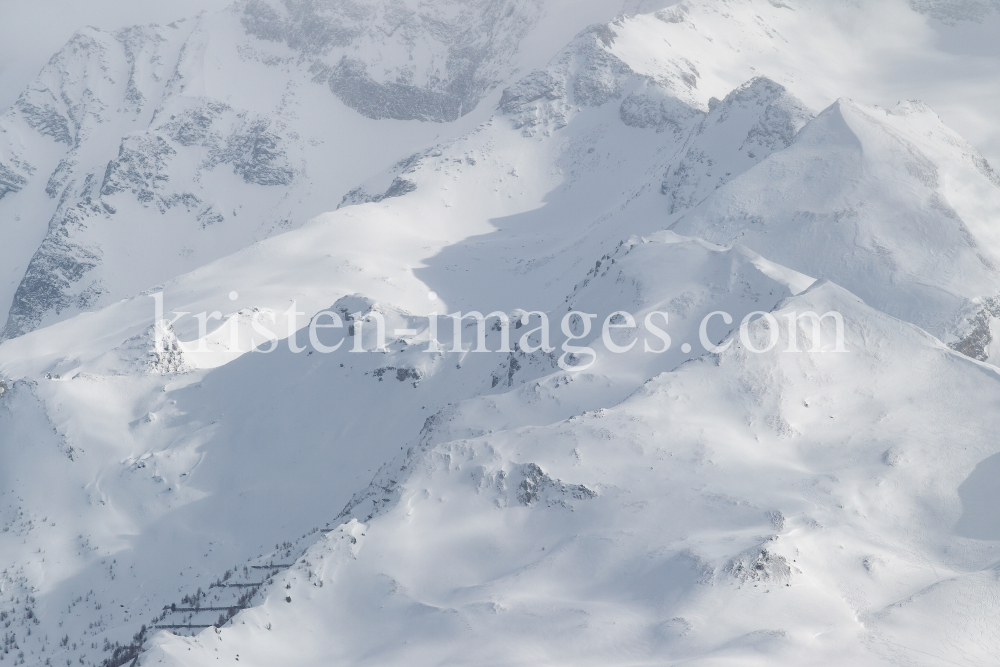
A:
[0,1,999,666]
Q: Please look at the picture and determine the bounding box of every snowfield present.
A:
[1,1,1000,666]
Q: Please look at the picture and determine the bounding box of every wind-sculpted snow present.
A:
[328,231,812,525]
[0,221,816,664]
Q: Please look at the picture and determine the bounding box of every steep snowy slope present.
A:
[5,0,1000,339]
[147,281,1000,667]
[0,12,461,341]
[0,0,638,342]
[671,98,1000,342]
[0,227,809,665]
[660,77,813,215]
[1,1,1000,666]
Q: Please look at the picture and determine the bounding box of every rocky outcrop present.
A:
[100,134,177,202]
[725,544,793,585]
[337,151,426,208]
[0,161,29,201]
[158,102,296,186]
[497,20,704,136]
[324,57,467,122]
[619,85,702,135]
[207,117,295,186]
[950,295,1000,361]
[14,95,74,146]
[339,176,417,207]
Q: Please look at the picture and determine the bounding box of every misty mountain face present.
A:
[2,1,1000,666]
[910,0,1000,22]
[0,0,547,342]
[242,0,545,121]
[0,18,302,340]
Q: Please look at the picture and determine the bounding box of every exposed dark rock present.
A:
[15,95,74,145]
[197,205,225,228]
[209,118,295,186]
[328,57,464,122]
[726,77,811,151]
[512,462,596,507]
[571,26,634,107]
[340,177,417,207]
[370,366,423,384]
[661,77,812,213]
[910,0,1000,24]
[241,0,368,55]
[241,0,542,122]
[620,88,701,134]
[101,134,176,200]
[498,70,562,120]
[160,103,297,186]
[159,102,231,146]
[115,25,169,114]
[726,545,792,585]
[2,202,106,341]
[951,296,1000,361]
[45,158,77,199]
[0,162,29,201]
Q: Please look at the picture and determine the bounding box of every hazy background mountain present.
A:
[0,0,233,111]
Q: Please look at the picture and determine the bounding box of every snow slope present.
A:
[148,281,1000,667]
[671,97,1000,342]
[1,1,1000,666]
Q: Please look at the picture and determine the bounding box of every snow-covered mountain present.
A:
[2,1,1000,666]
[672,97,1000,342]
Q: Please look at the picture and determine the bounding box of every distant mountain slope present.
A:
[0,0,581,342]
[1,2,1000,666]
[671,98,1000,341]
[240,0,545,122]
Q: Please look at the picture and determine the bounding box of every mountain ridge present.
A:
[1,1,1000,666]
